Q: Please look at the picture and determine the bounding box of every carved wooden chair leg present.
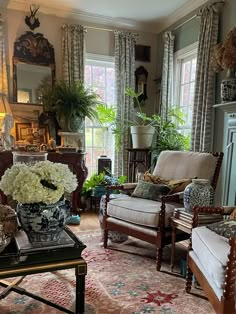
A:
[103,229,108,248]
[185,264,193,293]
[156,247,163,271]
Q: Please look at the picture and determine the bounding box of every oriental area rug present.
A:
[0,230,214,314]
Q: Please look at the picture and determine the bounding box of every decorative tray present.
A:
[0,226,84,259]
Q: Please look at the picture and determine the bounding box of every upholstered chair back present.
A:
[153,151,218,183]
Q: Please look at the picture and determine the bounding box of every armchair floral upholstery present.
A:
[103,150,223,271]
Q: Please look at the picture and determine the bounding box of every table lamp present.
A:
[0,94,14,150]
[0,93,12,117]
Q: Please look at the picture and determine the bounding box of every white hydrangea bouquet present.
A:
[0,161,78,204]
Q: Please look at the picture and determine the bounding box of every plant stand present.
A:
[59,132,83,149]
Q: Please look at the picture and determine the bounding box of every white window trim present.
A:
[174,42,198,105]
[86,53,114,64]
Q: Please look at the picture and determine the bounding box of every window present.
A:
[174,42,198,137]
[84,54,115,176]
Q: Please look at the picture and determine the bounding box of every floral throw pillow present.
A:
[132,180,171,201]
[207,220,236,238]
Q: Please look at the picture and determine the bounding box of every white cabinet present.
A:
[214,102,236,206]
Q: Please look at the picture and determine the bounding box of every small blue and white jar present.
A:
[184,179,214,212]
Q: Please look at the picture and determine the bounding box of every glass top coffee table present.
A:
[0,226,87,314]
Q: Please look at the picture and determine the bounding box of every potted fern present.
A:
[42,80,99,132]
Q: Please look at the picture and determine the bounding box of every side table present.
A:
[170,216,192,272]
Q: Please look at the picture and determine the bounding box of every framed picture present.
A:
[135,45,151,62]
[17,89,32,103]
[15,123,49,144]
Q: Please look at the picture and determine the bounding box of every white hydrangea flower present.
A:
[0,161,78,204]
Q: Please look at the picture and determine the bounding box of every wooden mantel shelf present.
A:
[213,101,236,113]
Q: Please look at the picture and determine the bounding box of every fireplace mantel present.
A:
[213,101,236,113]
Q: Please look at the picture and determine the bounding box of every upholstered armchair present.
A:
[186,206,236,314]
[103,150,223,271]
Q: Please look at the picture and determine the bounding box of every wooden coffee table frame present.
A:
[0,227,87,314]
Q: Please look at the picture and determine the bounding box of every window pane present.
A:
[93,66,105,87]
[94,128,105,147]
[182,61,191,84]
[190,82,195,105]
[85,128,92,146]
[182,84,190,106]
[191,59,197,81]
[106,88,115,104]
[95,87,105,102]
[85,65,91,86]
[85,56,115,177]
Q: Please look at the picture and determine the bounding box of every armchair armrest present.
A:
[160,191,184,203]
[192,206,224,228]
[104,183,137,216]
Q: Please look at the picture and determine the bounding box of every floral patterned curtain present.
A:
[0,18,8,95]
[62,24,86,84]
[114,30,138,176]
[191,2,223,151]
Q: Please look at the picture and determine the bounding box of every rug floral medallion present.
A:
[0,230,214,314]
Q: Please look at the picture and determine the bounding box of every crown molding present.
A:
[5,0,152,32]
[156,0,209,33]
[4,0,210,34]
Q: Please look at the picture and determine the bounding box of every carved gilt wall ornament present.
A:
[25,5,40,30]
[14,32,55,65]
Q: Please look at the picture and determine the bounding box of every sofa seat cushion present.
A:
[192,226,230,289]
[107,196,181,228]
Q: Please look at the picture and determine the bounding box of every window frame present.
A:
[173,42,198,133]
[84,53,115,176]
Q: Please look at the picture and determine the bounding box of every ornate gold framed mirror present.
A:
[13,31,55,104]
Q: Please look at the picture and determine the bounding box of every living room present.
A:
[0,0,236,313]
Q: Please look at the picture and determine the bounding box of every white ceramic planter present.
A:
[130,125,155,148]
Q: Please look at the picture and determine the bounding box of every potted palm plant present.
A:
[42,80,99,132]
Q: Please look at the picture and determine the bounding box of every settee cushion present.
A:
[192,226,230,289]
[107,196,181,228]
[132,180,170,201]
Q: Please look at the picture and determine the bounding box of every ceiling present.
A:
[4,0,209,33]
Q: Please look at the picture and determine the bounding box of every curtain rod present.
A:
[173,0,225,31]
[173,14,197,31]
[86,25,114,32]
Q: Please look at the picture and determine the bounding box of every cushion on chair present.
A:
[132,180,170,200]
[153,151,217,182]
[107,196,181,228]
[192,226,230,289]
[144,172,192,193]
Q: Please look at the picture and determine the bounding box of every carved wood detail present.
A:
[14,31,55,65]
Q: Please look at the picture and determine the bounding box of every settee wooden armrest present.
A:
[192,206,225,229]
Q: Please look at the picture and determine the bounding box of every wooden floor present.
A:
[69,210,100,232]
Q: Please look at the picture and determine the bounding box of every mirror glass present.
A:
[13,31,55,104]
[16,63,52,104]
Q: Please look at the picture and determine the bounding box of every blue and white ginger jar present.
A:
[183,179,214,212]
